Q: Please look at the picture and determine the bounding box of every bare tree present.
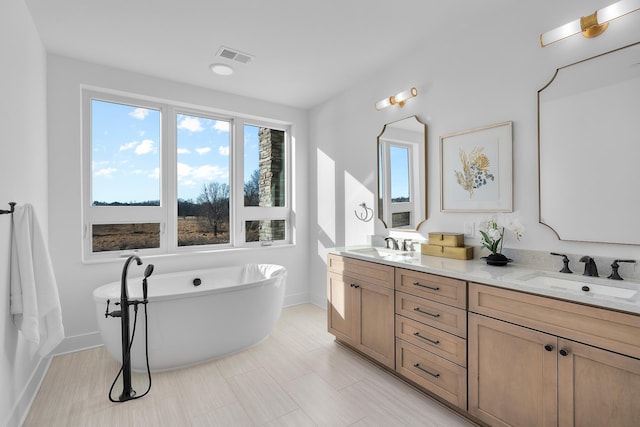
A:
[197,182,229,235]
[244,169,260,206]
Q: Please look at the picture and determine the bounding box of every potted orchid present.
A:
[479,212,525,266]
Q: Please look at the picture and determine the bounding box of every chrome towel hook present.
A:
[0,202,16,215]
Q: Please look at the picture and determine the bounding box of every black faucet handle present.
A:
[607,259,636,280]
[551,252,572,274]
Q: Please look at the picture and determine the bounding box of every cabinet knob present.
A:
[544,344,554,352]
[559,349,569,357]
[350,283,360,289]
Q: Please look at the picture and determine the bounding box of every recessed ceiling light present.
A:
[210,63,234,76]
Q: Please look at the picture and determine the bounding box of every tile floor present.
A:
[24,304,476,426]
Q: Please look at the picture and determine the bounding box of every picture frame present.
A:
[440,121,513,212]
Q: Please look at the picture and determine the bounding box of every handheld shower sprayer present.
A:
[142,264,154,301]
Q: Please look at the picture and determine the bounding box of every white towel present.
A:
[10,204,64,358]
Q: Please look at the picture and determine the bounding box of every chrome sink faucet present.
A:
[579,256,599,277]
[385,237,399,250]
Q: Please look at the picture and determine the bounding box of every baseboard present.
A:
[52,331,103,356]
[283,292,310,307]
[4,356,50,427]
[309,292,327,309]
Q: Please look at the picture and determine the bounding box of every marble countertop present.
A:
[330,246,640,316]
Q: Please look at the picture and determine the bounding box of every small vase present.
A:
[486,253,510,266]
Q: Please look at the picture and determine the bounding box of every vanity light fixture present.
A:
[540,0,640,47]
[375,87,418,110]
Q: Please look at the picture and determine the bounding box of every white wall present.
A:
[46,55,309,350]
[0,0,49,425]
[308,0,640,306]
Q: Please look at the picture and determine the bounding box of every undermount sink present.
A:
[519,273,639,300]
[348,247,413,259]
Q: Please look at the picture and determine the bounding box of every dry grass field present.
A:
[92,217,229,252]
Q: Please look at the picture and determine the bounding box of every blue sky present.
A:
[389,145,410,200]
[91,100,259,204]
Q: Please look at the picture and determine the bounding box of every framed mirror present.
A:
[538,41,640,245]
[377,116,427,230]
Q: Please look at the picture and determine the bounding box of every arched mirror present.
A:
[538,41,640,245]
[377,116,427,230]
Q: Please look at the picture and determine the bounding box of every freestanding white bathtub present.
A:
[93,264,287,371]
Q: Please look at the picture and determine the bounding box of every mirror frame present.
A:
[377,115,428,230]
[537,41,640,245]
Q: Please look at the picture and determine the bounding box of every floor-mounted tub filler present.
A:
[93,262,287,380]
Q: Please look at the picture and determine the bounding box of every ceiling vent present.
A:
[216,46,253,64]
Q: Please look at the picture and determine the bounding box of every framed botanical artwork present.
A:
[440,121,513,212]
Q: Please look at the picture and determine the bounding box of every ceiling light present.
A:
[540,0,640,47]
[209,63,234,76]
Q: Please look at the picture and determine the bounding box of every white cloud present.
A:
[196,147,211,155]
[92,160,110,170]
[178,116,204,132]
[95,167,117,177]
[119,141,138,151]
[148,168,160,180]
[135,139,155,155]
[177,162,227,182]
[129,108,149,120]
[219,146,229,156]
[213,120,230,133]
[192,164,226,180]
[177,148,191,154]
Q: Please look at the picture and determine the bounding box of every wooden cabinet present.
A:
[327,254,395,369]
[327,253,640,425]
[469,283,640,427]
[395,269,468,409]
[468,313,557,426]
[557,338,640,427]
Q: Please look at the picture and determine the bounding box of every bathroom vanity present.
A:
[327,249,640,426]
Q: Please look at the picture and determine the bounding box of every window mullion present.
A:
[232,119,245,246]
[164,105,176,253]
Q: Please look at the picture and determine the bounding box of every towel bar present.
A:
[0,202,16,215]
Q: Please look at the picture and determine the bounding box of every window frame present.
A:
[378,138,416,230]
[81,88,293,261]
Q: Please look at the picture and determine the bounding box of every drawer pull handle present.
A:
[413,363,440,378]
[413,332,440,345]
[350,283,360,289]
[413,282,440,291]
[413,307,440,318]
[559,349,569,357]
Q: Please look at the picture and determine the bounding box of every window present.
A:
[82,90,292,259]
[378,140,415,229]
[176,113,230,246]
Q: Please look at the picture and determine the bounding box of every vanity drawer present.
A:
[396,268,466,308]
[469,282,640,359]
[396,339,467,409]
[396,315,466,367]
[327,254,394,289]
[396,291,467,338]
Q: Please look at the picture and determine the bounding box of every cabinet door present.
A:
[358,281,395,369]
[327,271,358,346]
[558,338,640,427]
[469,313,558,427]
